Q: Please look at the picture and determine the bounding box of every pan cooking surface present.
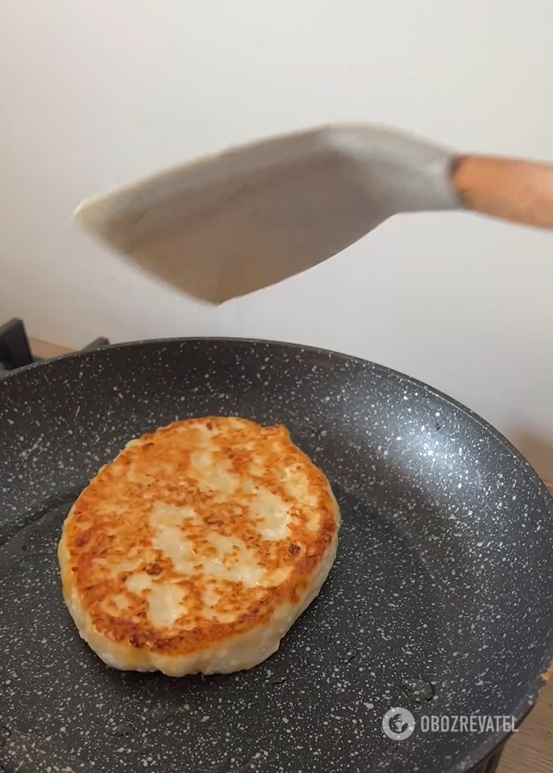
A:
[1,338,553,773]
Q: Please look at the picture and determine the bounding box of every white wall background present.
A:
[1,0,553,478]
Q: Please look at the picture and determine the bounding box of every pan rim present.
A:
[2,333,553,773]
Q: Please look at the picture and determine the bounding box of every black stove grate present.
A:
[0,318,109,378]
[473,747,504,773]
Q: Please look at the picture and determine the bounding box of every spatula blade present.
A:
[74,125,457,304]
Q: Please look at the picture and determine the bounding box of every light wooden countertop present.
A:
[29,338,553,772]
[31,338,74,359]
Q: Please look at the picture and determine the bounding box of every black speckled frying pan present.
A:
[1,338,553,773]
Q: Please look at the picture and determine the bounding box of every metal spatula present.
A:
[74,124,553,304]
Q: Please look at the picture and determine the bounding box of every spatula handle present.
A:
[451,155,553,230]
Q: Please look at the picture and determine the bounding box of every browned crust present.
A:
[61,417,338,657]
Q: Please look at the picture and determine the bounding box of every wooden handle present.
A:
[451,155,553,230]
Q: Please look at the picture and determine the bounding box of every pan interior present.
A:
[1,339,552,773]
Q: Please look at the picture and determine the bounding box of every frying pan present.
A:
[1,337,553,773]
